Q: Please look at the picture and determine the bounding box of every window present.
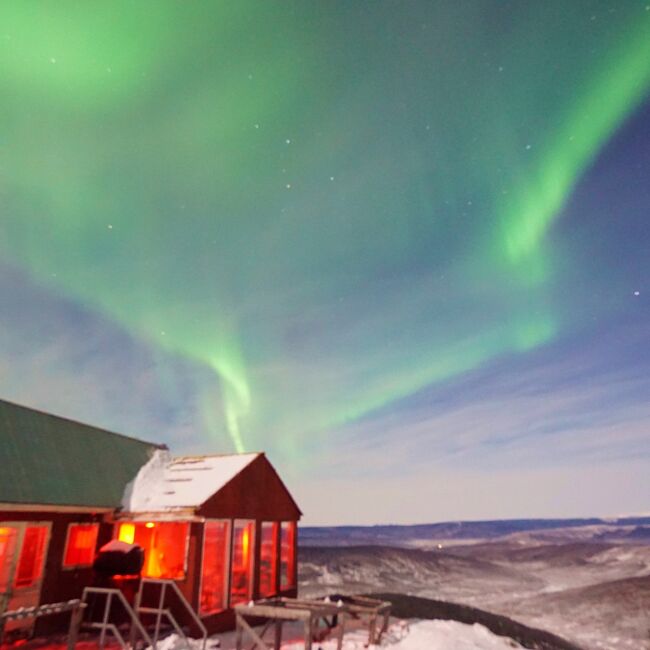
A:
[230,520,254,605]
[0,527,19,592]
[15,526,48,588]
[115,521,189,580]
[63,523,99,568]
[259,522,278,597]
[279,521,296,590]
[199,521,230,615]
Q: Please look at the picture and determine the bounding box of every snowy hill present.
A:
[162,620,526,650]
[282,620,523,649]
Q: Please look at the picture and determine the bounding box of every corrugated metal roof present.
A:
[121,450,260,513]
[0,399,162,508]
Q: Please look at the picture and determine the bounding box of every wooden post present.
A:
[304,616,312,650]
[336,611,345,650]
[368,613,377,645]
[235,613,243,650]
[381,608,391,641]
[274,620,282,650]
[66,602,85,650]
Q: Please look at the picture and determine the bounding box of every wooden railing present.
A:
[0,599,85,649]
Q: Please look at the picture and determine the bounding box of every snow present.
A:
[121,449,260,512]
[152,621,521,650]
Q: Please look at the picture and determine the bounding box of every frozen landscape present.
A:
[299,518,650,650]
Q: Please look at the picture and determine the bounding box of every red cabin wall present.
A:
[198,455,301,521]
[0,508,111,634]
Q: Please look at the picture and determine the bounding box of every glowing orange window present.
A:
[15,526,48,588]
[259,522,278,597]
[200,521,230,615]
[230,520,255,605]
[115,522,188,579]
[0,527,19,592]
[279,521,296,590]
[63,524,99,568]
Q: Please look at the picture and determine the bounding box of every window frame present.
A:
[62,522,99,570]
[229,519,256,606]
[13,523,51,589]
[259,521,279,598]
[198,519,231,616]
[279,520,297,590]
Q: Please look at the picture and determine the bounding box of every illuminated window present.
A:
[0,527,19,592]
[230,520,254,605]
[118,522,135,544]
[15,526,49,588]
[259,522,278,597]
[115,522,188,579]
[63,524,99,568]
[279,521,296,590]
[199,521,230,615]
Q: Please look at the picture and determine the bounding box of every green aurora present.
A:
[1,1,649,456]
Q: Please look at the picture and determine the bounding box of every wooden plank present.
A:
[235,604,311,621]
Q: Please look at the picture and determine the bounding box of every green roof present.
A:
[0,399,163,508]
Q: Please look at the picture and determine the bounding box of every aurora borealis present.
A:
[1,1,649,523]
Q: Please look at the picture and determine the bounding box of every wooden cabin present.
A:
[116,450,301,632]
[0,399,301,636]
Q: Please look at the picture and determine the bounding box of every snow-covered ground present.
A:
[153,620,521,650]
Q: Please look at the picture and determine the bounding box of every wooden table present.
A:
[234,597,347,650]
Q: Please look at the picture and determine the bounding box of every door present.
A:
[0,522,51,634]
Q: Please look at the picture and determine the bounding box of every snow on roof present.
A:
[121,449,260,513]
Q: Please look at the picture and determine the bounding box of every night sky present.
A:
[1,1,649,524]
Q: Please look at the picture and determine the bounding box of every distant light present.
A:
[634,291,640,296]
[145,522,155,529]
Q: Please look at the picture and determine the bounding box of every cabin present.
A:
[116,449,301,632]
[0,399,301,637]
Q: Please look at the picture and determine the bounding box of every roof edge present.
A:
[0,397,167,450]
[0,502,113,513]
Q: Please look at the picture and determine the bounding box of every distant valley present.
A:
[298,517,650,650]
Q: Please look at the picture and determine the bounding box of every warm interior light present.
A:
[63,524,99,567]
[230,520,254,605]
[113,521,188,579]
[242,528,249,562]
[15,526,48,588]
[118,523,135,544]
[260,522,278,597]
[200,521,229,615]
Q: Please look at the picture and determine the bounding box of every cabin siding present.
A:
[198,455,301,521]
